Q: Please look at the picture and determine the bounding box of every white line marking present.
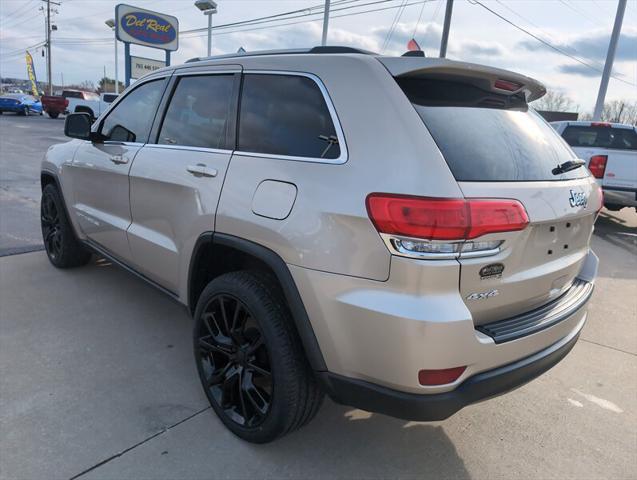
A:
[567,398,584,408]
[571,388,623,413]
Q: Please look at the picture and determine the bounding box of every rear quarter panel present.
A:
[215,54,463,280]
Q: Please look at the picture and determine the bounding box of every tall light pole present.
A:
[439,0,454,58]
[195,0,218,57]
[105,19,119,94]
[593,0,627,121]
[321,0,331,46]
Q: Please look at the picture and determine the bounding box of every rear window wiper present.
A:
[552,158,586,175]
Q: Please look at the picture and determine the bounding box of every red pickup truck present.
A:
[41,95,69,119]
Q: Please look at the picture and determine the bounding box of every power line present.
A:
[467,0,635,87]
[382,0,408,52]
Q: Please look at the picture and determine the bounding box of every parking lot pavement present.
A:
[0,113,67,254]
[1,210,635,480]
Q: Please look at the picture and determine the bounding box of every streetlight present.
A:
[195,0,218,57]
[105,18,119,94]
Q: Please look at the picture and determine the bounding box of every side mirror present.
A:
[64,113,93,140]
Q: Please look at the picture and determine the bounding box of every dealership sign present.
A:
[115,4,178,51]
[130,56,165,79]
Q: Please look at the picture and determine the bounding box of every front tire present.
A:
[40,184,91,268]
[23,106,30,116]
[48,111,59,119]
[193,271,323,443]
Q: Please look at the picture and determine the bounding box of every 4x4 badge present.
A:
[466,289,499,301]
[569,190,588,208]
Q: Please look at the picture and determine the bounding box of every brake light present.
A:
[589,155,608,179]
[418,366,466,386]
[366,194,529,241]
[591,122,611,127]
[494,79,522,92]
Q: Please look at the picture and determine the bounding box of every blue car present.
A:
[0,93,43,116]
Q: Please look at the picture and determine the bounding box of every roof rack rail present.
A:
[186,45,377,63]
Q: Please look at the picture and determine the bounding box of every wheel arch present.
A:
[188,232,327,372]
[74,105,95,118]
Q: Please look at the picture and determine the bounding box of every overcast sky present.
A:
[1,0,636,112]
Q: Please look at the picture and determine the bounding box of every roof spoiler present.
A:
[379,57,546,102]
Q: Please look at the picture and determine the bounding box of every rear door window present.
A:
[562,125,637,151]
[158,74,235,150]
[238,74,341,160]
[398,77,587,182]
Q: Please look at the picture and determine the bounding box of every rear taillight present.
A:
[366,194,528,259]
[589,155,608,179]
[366,194,528,241]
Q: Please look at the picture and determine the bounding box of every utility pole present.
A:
[439,0,454,58]
[593,0,627,121]
[321,0,331,46]
[46,0,52,95]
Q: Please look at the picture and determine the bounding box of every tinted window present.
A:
[63,91,83,98]
[158,75,235,149]
[398,77,587,182]
[101,79,165,143]
[238,74,340,159]
[562,125,637,151]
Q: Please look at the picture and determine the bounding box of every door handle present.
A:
[109,154,129,165]
[186,164,218,178]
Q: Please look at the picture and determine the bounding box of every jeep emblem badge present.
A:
[480,263,505,280]
[568,189,588,208]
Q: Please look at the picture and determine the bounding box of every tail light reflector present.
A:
[418,366,466,386]
[588,155,608,179]
[366,194,529,241]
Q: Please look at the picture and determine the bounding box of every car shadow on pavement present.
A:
[251,401,471,479]
[594,210,636,253]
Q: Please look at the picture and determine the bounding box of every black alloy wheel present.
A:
[195,294,273,428]
[41,189,63,262]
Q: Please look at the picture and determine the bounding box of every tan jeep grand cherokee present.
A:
[41,47,601,443]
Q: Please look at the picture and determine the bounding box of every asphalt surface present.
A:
[1,113,636,479]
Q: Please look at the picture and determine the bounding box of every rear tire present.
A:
[23,106,30,116]
[193,271,323,443]
[48,112,59,119]
[40,184,91,268]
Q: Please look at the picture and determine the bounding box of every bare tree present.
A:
[531,90,578,112]
[580,100,637,125]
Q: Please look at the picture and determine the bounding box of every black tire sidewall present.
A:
[193,272,305,443]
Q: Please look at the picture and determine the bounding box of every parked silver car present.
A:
[41,47,601,443]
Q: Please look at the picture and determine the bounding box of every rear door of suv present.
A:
[126,66,241,294]
[386,63,601,326]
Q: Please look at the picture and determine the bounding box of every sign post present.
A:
[115,4,179,87]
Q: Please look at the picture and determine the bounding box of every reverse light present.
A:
[588,155,608,179]
[418,366,466,386]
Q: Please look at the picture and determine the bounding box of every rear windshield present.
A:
[398,77,587,182]
[562,125,637,151]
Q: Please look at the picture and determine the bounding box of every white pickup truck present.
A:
[552,121,637,212]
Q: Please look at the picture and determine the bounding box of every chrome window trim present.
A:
[144,144,232,155]
[235,70,348,165]
[174,69,241,76]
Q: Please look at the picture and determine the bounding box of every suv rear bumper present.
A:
[319,323,581,421]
